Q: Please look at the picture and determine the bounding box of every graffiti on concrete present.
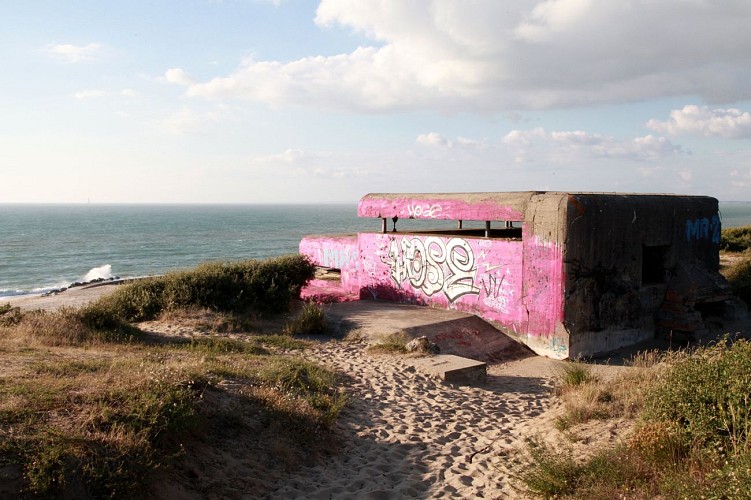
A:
[548,336,568,357]
[323,246,358,270]
[480,269,515,314]
[407,203,443,219]
[381,236,480,302]
[685,215,720,244]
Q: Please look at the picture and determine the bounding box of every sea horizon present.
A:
[2,201,751,299]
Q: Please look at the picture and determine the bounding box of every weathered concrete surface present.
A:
[410,355,487,385]
[358,192,536,221]
[302,192,741,359]
[323,300,533,364]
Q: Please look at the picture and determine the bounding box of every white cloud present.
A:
[73,90,106,100]
[248,148,369,179]
[501,127,547,146]
[646,105,751,138]
[178,0,751,112]
[416,132,450,148]
[162,106,221,135]
[417,132,489,150]
[72,89,140,100]
[45,43,104,63]
[502,128,682,162]
[164,68,196,86]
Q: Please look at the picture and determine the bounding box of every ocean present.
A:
[2,202,751,298]
[0,204,365,298]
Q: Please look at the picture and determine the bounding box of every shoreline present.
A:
[2,280,125,312]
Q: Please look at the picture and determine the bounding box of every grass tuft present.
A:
[721,225,751,253]
[366,332,409,355]
[724,254,751,305]
[519,338,751,498]
[555,361,598,394]
[284,302,328,336]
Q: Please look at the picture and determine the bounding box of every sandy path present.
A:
[267,340,561,499]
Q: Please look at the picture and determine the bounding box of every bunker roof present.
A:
[357,192,717,222]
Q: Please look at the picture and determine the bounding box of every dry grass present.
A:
[519,342,751,498]
[0,305,345,498]
[366,331,410,355]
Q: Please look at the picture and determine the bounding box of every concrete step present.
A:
[324,300,533,363]
[409,354,487,385]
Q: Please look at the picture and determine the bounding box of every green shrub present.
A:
[0,303,22,326]
[721,225,751,252]
[516,438,584,497]
[725,255,751,306]
[644,339,751,454]
[87,254,316,322]
[284,302,328,335]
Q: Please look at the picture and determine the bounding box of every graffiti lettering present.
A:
[407,203,443,219]
[322,246,355,269]
[481,272,515,314]
[548,337,568,356]
[685,215,720,244]
[382,236,479,302]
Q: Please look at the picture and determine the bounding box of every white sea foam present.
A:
[82,264,113,282]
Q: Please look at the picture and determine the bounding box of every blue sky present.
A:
[2,0,751,203]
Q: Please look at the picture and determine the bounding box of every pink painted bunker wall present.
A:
[300,192,734,359]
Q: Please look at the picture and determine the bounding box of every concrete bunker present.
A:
[300,192,745,359]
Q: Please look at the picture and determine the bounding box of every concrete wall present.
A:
[300,192,731,359]
[301,192,570,358]
[562,194,724,356]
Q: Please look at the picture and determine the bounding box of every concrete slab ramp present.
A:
[324,300,533,363]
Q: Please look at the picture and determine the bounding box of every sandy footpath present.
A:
[265,340,562,499]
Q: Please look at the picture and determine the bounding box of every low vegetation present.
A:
[721,224,751,309]
[0,255,345,498]
[366,331,410,354]
[88,254,317,323]
[721,224,751,253]
[518,339,751,498]
[725,257,751,306]
[284,301,328,335]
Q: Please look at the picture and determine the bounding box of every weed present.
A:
[645,338,751,453]
[555,360,598,394]
[251,358,347,443]
[185,336,268,355]
[255,334,310,350]
[367,332,409,354]
[0,303,22,326]
[520,339,751,498]
[724,254,751,305]
[515,438,584,497]
[721,225,751,253]
[284,302,328,335]
[0,307,141,347]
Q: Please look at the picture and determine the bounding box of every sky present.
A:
[2,0,751,204]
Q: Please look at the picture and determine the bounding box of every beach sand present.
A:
[5,286,747,498]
